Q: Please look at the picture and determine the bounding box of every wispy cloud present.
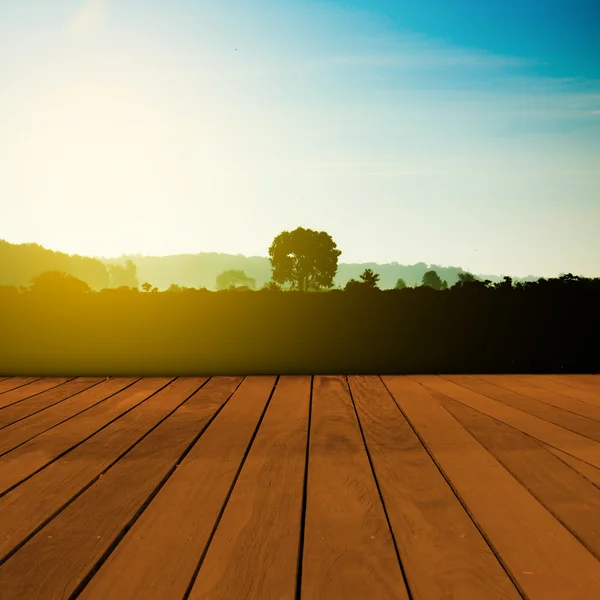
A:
[67,0,110,38]
[297,32,538,73]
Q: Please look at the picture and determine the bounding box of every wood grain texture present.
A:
[0,378,227,564]
[540,442,600,488]
[0,377,173,496]
[385,375,600,600]
[188,376,311,600]
[0,378,139,455]
[477,375,600,419]
[543,375,600,394]
[0,378,42,395]
[301,375,408,600]
[79,376,274,600]
[443,375,600,442]
[0,378,72,410]
[513,375,600,408]
[548,375,600,395]
[418,375,600,469]
[1,374,598,598]
[348,375,521,600]
[0,377,103,429]
[437,392,600,559]
[0,377,217,600]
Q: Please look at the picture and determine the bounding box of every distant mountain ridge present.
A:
[100,252,539,290]
[1,239,540,291]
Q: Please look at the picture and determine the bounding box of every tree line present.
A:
[1,229,597,297]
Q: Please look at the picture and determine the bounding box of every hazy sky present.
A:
[1,0,599,277]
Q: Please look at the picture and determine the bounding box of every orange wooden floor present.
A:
[0,374,599,599]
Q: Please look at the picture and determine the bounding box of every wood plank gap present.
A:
[0,378,218,566]
[0,378,74,410]
[0,377,217,598]
[345,376,414,600]
[385,375,600,600]
[182,376,280,600]
[295,375,313,600]
[512,375,600,408]
[379,376,526,599]
[300,376,409,600]
[0,377,175,498]
[0,378,43,395]
[0,378,141,456]
[0,377,105,430]
[77,376,274,600]
[476,375,600,420]
[539,442,600,488]
[420,376,600,469]
[441,375,600,443]
[436,392,600,560]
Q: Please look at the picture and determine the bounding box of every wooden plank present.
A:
[540,442,600,488]
[545,375,600,396]
[0,378,72,410]
[0,376,235,600]
[437,391,600,559]
[0,377,174,495]
[0,378,43,395]
[347,376,521,599]
[477,375,600,420]
[418,375,600,469]
[0,377,222,564]
[384,375,600,600]
[300,376,408,600]
[79,376,274,600]
[513,375,600,408]
[182,376,310,599]
[0,377,104,428]
[443,375,600,442]
[0,378,139,456]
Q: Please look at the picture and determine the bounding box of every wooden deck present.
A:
[0,375,599,599]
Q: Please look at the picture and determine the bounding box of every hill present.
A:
[1,239,539,291]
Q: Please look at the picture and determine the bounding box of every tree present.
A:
[29,271,90,294]
[359,268,380,289]
[141,282,152,293]
[453,271,478,288]
[421,270,444,290]
[268,227,341,291]
[261,280,282,291]
[394,278,407,290]
[216,269,256,291]
[108,259,139,289]
[494,276,513,291]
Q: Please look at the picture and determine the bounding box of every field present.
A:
[0,374,599,598]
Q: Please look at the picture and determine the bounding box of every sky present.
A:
[1,0,599,278]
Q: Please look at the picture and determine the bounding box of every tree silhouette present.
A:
[452,271,478,288]
[29,271,90,294]
[216,269,256,291]
[141,282,152,293]
[359,268,380,289]
[421,269,444,290]
[108,260,139,289]
[261,280,282,291]
[394,278,407,290]
[268,227,341,292]
[494,276,513,291]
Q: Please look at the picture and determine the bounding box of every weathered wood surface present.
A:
[0,374,599,599]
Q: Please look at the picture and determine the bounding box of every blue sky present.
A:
[0,0,598,278]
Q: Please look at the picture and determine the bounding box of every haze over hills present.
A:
[1,239,541,291]
[101,252,539,291]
